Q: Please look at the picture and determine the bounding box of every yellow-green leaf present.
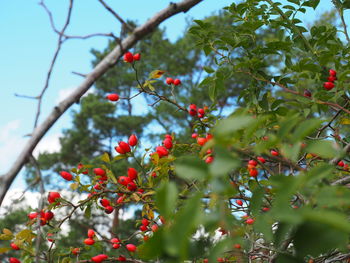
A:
[101,152,110,163]
[16,229,35,242]
[149,70,165,79]
[0,247,11,254]
[2,228,12,235]
[340,118,350,125]
[70,183,79,190]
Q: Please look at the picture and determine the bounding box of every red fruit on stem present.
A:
[249,169,258,177]
[205,156,214,164]
[140,225,147,231]
[323,81,335,90]
[10,243,20,250]
[262,207,270,212]
[105,205,114,214]
[151,224,159,232]
[236,200,243,206]
[246,218,255,225]
[156,146,169,157]
[163,138,173,149]
[118,176,131,186]
[84,238,95,245]
[248,160,258,166]
[117,196,124,204]
[72,248,80,255]
[133,53,141,61]
[328,76,337,82]
[77,163,88,174]
[127,182,137,191]
[189,109,197,116]
[198,108,205,115]
[165,134,172,140]
[329,69,337,77]
[100,199,110,208]
[93,168,105,176]
[127,167,138,180]
[191,133,198,139]
[119,141,131,153]
[44,211,54,221]
[9,258,21,263]
[128,134,138,146]
[257,156,266,163]
[59,171,73,181]
[48,192,61,204]
[126,243,137,252]
[234,244,241,249]
[28,212,38,220]
[111,237,120,243]
[91,254,108,263]
[338,160,345,167]
[113,243,121,249]
[87,229,95,238]
[123,52,133,63]
[106,93,119,102]
[197,137,207,146]
[118,255,126,261]
[115,146,125,154]
[271,150,279,156]
[173,78,181,85]
[166,77,174,85]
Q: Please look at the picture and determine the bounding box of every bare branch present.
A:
[97,0,133,31]
[0,0,204,207]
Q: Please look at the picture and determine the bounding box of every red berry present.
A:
[127,181,137,191]
[93,168,105,176]
[198,108,205,115]
[328,76,337,82]
[204,259,209,263]
[48,192,61,204]
[338,160,345,167]
[236,200,243,206]
[59,171,73,181]
[173,78,181,85]
[128,134,138,146]
[105,205,114,214]
[72,247,80,255]
[77,163,88,174]
[100,199,110,207]
[205,156,214,164]
[84,238,95,245]
[303,89,312,97]
[165,134,172,140]
[189,108,197,116]
[91,254,108,263]
[126,243,137,252]
[248,160,258,166]
[119,141,131,153]
[133,53,141,61]
[257,156,266,163]
[270,150,279,156]
[189,104,197,110]
[9,258,21,263]
[191,133,198,139]
[163,138,173,149]
[127,168,137,181]
[118,176,131,186]
[217,258,225,262]
[262,207,270,212]
[115,146,125,154]
[118,255,126,261]
[47,233,54,242]
[249,169,258,177]
[197,137,207,146]
[117,196,124,204]
[113,243,121,249]
[87,229,95,238]
[166,77,174,85]
[246,218,255,225]
[10,243,20,250]
[323,81,335,90]
[234,243,241,249]
[106,93,119,102]
[329,69,337,77]
[28,212,38,220]
[151,224,159,232]
[156,146,169,157]
[44,211,54,221]
[140,225,147,231]
[123,52,133,63]
[111,237,120,244]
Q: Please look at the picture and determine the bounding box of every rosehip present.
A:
[329,69,337,77]
[60,171,73,181]
[93,168,105,176]
[128,134,138,146]
[165,134,172,140]
[246,218,255,225]
[127,167,138,180]
[163,138,173,149]
[197,137,207,146]
[44,211,54,221]
[91,254,108,263]
[100,199,110,208]
[133,53,141,61]
[127,181,137,191]
[173,78,181,85]
[140,225,147,231]
[106,93,119,102]
[118,255,126,261]
[234,244,241,249]
[105,205,114,214]
[48,192,61,204]
[156,146,169,157]
[338,160,345,167]
[142,218,149,226]
[111,237,120,243]
[123,52,133,63]
[248,160,258,166]
[77,163,88,174]
[205,156,214,164]
[198,108,205,115]
[84,238,95,245]
[28,212,38,220]
[236,200,243,206]
[270,150,279,156]
[119,141,131,153]
[257,156,266,163]
[126,243,137,252]
[189,108,197,116]
[113,243,121,249]
[328,76,337,82]
[10,243,20,250]
[262,207,270,212]
[166,77,174,85]
[191,133,198,138]
[9,258,21,263]
[72,247,80,255]
[115,146,125,154]
[87,229,95,238]
[117,196,124,204]
[323,81,335,90]
[151,224,159,232]
[249,169,258,177]
[206,133,213,140]
[118,176,131,186]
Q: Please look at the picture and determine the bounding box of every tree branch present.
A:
[0,0,204,207]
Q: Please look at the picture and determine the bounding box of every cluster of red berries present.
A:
[150,134,173,159]
[27,209,54,226]
[242,214,255,225]
[192,133,214,163]
[247,157,266,177]
[92,167,108,192]
[165,77,181,86]
[118,167,139,192]
[139,218,159,233]
[115,134,138,154]
[123,51,141,63]
[323,69,337,90]
[188,104,206,118]
[99,198,114,214]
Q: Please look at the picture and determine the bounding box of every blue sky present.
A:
[0,0,348,190]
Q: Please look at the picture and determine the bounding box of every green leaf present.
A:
[305,140,339,158]
[175,156,209,181]
[214,115,255,137]
[209,146,240,177]
[155,182,178,220]
[0,247,11,254]
[100,152,110,163]
[250,188,264,216]
[291,119,322,141]
[84,204,92,219]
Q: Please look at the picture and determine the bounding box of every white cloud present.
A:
[56,86,94,104]
[33,132,62,157]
